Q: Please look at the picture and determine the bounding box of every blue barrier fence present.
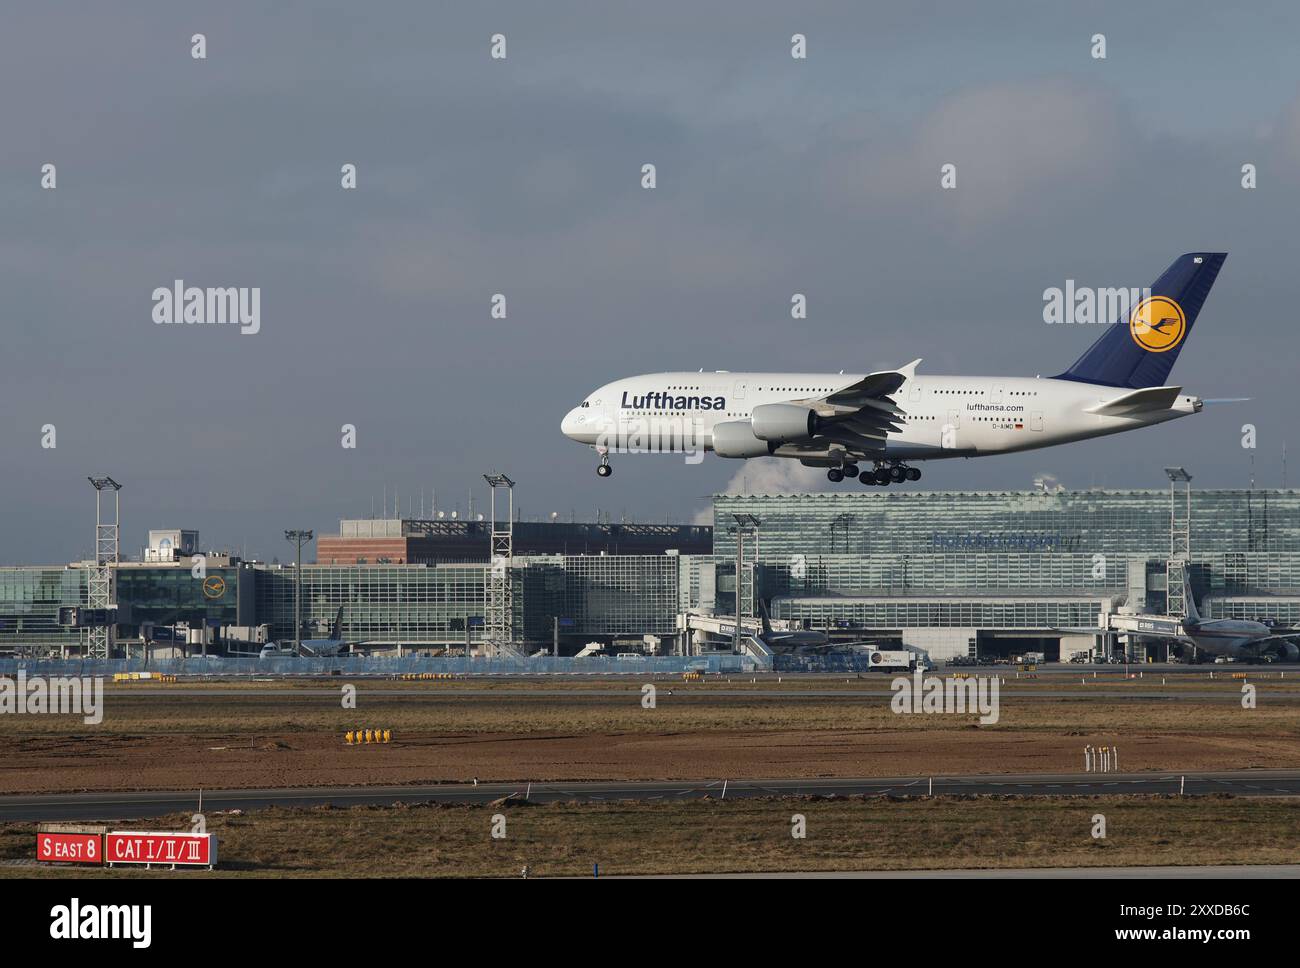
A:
[772,654,916,673]
[0,654,758,677]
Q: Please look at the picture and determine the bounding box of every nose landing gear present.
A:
[596,451,613,478]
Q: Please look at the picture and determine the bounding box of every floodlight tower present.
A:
[284,530,313,654]
[728,513,761,653]
[483,474,517,658]
[86,477,122,659]
[1165,467,1193,619]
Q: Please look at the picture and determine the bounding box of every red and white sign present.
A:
[106,831,216,867]
[37,832,103,864]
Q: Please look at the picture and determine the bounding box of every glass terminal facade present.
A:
[4,489,1300,657]
[714,489,1300,559]
[0,567,86,649]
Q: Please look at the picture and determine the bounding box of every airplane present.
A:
[561,252,1230,485]
[228,606,375,658]
[1060,574,1300,664]
[756,596,834,651]
[754,598,890,654]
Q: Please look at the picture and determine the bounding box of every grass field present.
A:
[3,796,1297,878]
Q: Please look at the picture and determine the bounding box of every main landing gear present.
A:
[827,462,921,486]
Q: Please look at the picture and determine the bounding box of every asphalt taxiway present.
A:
[3,769,1297,823]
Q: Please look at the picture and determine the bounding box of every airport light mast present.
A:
[86,477,122,660]
[284,529,313,654]
[1164,467,1194,636]
[729,514,761,654]
[483,474,516,658]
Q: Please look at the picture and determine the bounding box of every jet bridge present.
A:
[678,611,775,669]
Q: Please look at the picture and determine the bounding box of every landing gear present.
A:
[596,453,612,478]
[854,462,922,485]
[833,460,921,486]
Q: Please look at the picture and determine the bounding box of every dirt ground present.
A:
[1,681,1298,793]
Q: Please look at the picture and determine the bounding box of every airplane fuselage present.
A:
[562,370,1201,463]
[1178,619,1283,659]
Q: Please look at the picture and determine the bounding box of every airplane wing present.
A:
[1084,385,1182,416]
[1052,624,1189,642]
[1247,633,1300,646]
[822,359,921,408]
[798,359,920,454]
[297,640,375,657]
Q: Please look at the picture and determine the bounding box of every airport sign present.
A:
[106,832,217,868]
[36,831,103,865]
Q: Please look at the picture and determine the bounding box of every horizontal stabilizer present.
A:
[1084,385,1182,416]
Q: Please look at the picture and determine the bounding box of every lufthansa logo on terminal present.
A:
[202,576,226,599]
[1128,295,1186,353]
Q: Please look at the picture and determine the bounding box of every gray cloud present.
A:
[2,2,1298,562]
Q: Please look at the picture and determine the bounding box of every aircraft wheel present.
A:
[827,468,844,483]
[906,466,922,481]
[889,465,906,483]
[843,464,860,479]
[860,473,877,486]
[873,469,891,485]
[596,464,612,478]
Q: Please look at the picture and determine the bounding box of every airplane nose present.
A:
[561,407,582,438]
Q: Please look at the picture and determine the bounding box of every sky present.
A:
[3,1,1300,564]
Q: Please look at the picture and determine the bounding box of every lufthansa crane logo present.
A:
[1129,295,1186,353]
[202,576,226,599]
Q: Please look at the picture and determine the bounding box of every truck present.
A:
[867,650,916,672]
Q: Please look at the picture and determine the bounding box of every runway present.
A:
[3,769,1297,823]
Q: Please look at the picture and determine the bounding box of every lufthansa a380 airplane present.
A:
[561,253,1227,485]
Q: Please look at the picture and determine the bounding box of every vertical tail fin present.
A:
[757,597,773,636]
[1054,252,1226,388]
[1183,572,1200,623]
[331,605,345,640]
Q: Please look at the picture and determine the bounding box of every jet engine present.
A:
[711,420,777,458]
[751,403,824,444]
[1266,640,1300,662]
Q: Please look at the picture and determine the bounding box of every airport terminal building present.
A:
[718,488,1300,661]
[4,488,1300,663]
